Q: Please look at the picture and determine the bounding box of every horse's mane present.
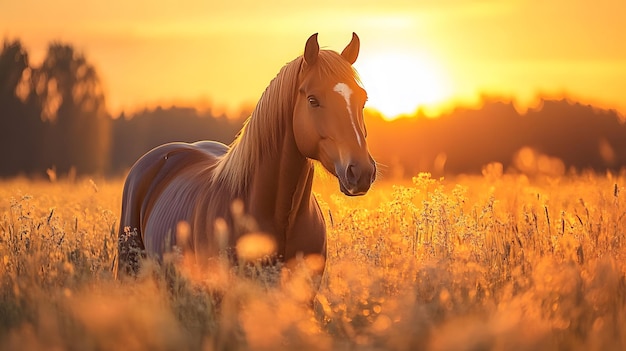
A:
[212,50,360,196]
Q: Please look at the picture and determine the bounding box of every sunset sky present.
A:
[2,0,625,119]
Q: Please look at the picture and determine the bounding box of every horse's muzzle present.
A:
[337,158,376,196]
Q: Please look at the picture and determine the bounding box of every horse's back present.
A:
[116,141,228,276]
[192,140,229,156]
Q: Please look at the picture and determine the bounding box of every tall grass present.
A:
[1,171,625,350]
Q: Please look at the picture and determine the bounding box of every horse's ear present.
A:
[341,32,360,65]
[304,33,319,66]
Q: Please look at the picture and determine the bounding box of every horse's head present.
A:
[293,33,376,196]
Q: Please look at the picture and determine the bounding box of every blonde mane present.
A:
[212,50,360,196]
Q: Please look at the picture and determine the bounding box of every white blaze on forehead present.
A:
[333,82,362,147]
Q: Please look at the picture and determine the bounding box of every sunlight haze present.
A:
[2,0,625,119]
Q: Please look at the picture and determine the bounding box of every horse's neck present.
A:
[247,123,313,257]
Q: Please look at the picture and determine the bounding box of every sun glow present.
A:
[355,51,452,120]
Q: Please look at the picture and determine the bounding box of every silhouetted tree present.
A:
[0,40,43,176]
[32,43,111,175]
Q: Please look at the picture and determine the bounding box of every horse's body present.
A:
[115,33,375,278]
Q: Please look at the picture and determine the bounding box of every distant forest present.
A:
[366,100,626,178]
[1,39,625,178]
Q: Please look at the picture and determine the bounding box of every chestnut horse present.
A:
[114,33,376,279]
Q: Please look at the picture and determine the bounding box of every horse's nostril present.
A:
[346,164,360,186]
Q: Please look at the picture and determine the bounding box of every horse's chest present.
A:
[283,197,326,260]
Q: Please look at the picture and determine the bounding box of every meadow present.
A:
[1,169,625,350]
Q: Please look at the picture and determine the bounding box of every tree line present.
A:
[1,39,625,178]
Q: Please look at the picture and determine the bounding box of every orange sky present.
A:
[2,0,625,119]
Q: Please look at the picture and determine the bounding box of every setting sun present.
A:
[355,51,452,119]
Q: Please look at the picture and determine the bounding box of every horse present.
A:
[114,33,376,281]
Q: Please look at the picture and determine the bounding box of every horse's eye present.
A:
[308,96,320,108]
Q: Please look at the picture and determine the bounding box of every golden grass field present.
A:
[1,169,626,350]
